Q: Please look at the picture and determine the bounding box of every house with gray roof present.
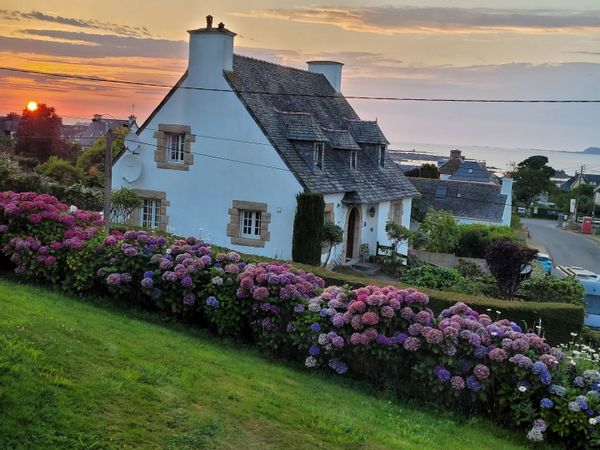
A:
[561,172,600,191]
[112,16,419,262]
[438,149,498,184]
[409,177,512,226]
[64,114,137,148]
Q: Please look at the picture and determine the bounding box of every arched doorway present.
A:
[346,207,360,260]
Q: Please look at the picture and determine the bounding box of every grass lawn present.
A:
[0,278,530,450]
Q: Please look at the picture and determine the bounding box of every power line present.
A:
[2,66,600,103]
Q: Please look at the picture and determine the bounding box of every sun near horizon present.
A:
[26,101,38,112]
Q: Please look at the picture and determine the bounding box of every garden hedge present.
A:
[292,263,584,345]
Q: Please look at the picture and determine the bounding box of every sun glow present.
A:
[26,101,38,112]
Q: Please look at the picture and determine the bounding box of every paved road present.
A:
[522,218,600,274]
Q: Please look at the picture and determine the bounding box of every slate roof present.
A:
[277,110,327,142]
[561,173,600,190]
[449,160,498,184]
[409,177,507,223]
[322,128,361,150]
[71,117,132,148]
[346,120,389,144]
[224,55,418,203]
[438,157,463,175]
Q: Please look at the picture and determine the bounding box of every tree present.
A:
[512,155,556,206]
[419,210,460,253]
[512,167,554,206]
[321,221,344,267]
[419,163,439,179]
[485,238,537,299]
[15,103,68,163]
[77,128,128,186]
[35,156,82,185]
[292,192,325,266]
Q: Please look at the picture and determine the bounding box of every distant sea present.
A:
[394,142,600,176]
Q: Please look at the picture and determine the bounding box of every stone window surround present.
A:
[227,200,271,248]
[388,200,403,225]
[154,124,195,171]
[129,189,170,232]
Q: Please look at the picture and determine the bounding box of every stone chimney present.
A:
[307,61,343,92]
[187,16,236,87]
[92,114,102,122]
[450,149,461,160]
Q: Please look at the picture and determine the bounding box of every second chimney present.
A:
[307,61,343,92]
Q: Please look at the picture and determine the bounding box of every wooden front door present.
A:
[346,207,358,259]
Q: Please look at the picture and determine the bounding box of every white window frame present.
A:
[350,150,358,170]
[165,132,185,163]
[313,142,325,170]
[240,210,262,239]
[141,199,161,229]
[378,145,386,168]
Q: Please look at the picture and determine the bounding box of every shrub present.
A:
[292,192,324,266]
[401,265,464,290]
[0,152,21,190]
[518,276,586,306]
[321,221,343,267]
[486,238,538,299]
[35,156,82,185]
[456,259,483,278]
[456,224,514,258]
[48,183,103,211]
[420,210,460,253]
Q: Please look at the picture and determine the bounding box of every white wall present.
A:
[113,71,303,260]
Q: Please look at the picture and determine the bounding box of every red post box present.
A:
[582,216,593,234]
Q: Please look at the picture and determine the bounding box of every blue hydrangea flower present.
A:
[466,375,481,392]
[310,323,321,332]
[575,376,585,388]
[308,344,320,356]
[206,296,220,308]
[143,271,154,279]
[540,398,553,409]
[549,384,567,396]
[532,361,548,375]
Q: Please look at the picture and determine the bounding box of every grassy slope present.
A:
[0,279,528,450]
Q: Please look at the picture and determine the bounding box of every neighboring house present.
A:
[112,17,419,262]
[0,113,20,138]
[409,177,513,226]
[64,114,138,148]
[438,149,498,184]
[561,172,600,191]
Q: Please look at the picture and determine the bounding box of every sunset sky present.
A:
[1,0,599,150]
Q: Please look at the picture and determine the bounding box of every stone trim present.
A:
[129,189,170,232]
[389,200,403,224]
[227,200,270,248]
[153,124,195,171]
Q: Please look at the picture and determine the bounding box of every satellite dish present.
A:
[121,154,142,183]
[123,130,140,152]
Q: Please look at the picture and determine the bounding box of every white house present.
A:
[112,16,418,263]
[409,177,513,226]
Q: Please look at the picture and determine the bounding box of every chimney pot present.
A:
[306,61,344,92]
[218,22,225,30]
[206,15,213,29]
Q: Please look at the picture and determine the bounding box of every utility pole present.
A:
[103,128,114,232]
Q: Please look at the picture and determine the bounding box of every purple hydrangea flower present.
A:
[466,375,481,392]
[181,276,193,288]
[141,277,153,289]
[451,376,465,390]
[182,292,196,306]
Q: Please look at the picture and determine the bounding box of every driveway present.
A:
[522,218,600,274]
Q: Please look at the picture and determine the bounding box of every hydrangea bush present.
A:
[0,190,598,448]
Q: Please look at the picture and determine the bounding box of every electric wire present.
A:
[3,66,600,103]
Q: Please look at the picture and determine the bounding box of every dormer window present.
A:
[378,145,386,168]
[314,142,325,170]
[350,150,358,170]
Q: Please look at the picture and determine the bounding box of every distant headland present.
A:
[581,147,600,155]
